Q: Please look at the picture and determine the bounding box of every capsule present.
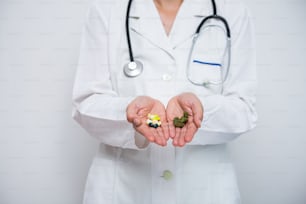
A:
[147,114,162,128]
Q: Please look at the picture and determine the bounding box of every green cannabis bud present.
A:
[173,112,189,128]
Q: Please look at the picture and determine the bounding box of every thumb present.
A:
[133,118,142,127]
[126,103,140,123]
[191,102,203,128]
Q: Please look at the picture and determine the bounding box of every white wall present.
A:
[0,0,305,204]
[0,1,97,203]
[229,0,306,203]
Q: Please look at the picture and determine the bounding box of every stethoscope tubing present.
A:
[186,24,231,88]
[124,0,232,88]
[125,0,135,62]
[196,15,231,38]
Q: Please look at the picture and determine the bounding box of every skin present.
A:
[126,96,169,146]
[126,93,203,147]
[166,93,203,147]
[153,0,183,35]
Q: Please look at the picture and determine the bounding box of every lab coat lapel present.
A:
[129,0,174,56]
[128,0,210,56]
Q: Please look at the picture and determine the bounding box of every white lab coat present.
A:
[72,0,257,203]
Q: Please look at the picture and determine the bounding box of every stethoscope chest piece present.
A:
[124,60,143,77]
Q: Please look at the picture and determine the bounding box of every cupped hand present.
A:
[126,96,169,146]
[166,92,203,147]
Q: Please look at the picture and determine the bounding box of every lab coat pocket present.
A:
[186,23,227,92]
[188,59,222,86]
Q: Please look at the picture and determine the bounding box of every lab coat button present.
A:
[162,74,172,81]
[162,170,173,180]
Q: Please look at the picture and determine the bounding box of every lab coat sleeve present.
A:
[71,2,149,149]
[190,4,257,145]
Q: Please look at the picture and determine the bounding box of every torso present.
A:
[83,0,243,203]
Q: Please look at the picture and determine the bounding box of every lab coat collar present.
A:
[129,0,210,57]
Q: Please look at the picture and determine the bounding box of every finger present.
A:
[159,113,169,141]
[126,104,140,123]
[191,103,203,128]
[150,127,163,146]
[178,126,187,147]
[136,125,155,142]
[161,122,170,141]
[184,123,197,143]
[133,118,142,128]
[168,122,176,139]
[137,107,149,116]
[173,127,181,146]
[161,122,169,145]
[155,127,166,146]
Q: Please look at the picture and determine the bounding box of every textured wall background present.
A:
[0,0,305,203]
[229,0,306,203]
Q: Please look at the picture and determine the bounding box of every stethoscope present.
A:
[123,0,231,88]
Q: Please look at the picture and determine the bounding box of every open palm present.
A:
[126,96,169,146]
[166,92,203,147]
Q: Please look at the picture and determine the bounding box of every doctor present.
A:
[72,0,257,203]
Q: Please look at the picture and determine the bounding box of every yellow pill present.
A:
[148,114,160,121]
